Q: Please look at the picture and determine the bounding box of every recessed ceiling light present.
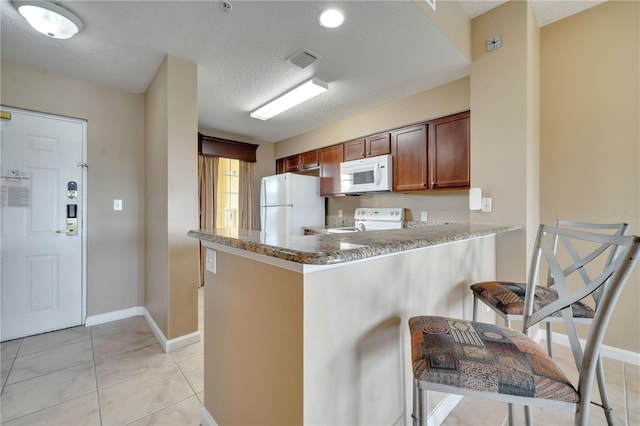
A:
[319,9,344,29]
[13,0,84,39]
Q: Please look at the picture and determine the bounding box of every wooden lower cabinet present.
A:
[319,144,343,196]
[392,124,428,191]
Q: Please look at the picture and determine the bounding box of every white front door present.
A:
[1,107,86,341]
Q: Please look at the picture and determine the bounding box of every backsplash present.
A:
[326,191,470,225]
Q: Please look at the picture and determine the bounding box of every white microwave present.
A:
[340,154,393,194]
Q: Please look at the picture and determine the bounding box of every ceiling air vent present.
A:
[288,49,320,69]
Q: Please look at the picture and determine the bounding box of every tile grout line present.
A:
[623,362,629,426]
[1,338,24,396]
[173,353,201,397]
[122,394,198,425]
[90,326,105,426]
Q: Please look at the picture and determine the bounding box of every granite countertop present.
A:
[188,223,520,266]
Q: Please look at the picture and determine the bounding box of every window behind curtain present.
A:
[216,158,239,229]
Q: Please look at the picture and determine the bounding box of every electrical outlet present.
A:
[338,209,343,218]
[206,249,216,274]
[113,199,122,211]
[481,197,493,213]
[421,211,428,222]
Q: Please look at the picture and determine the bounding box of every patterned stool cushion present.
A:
[409,316,579,402]
[470,281,596,318]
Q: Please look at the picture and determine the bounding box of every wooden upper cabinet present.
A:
[343,138,366,161]
[300,150,319,169]
[283,155,301,172]
[391,124,428,191]
[275,111,470,190]
[429,111,470,189]
[366,133,391,157]
[280,150,320,173]
[319,144,344,196]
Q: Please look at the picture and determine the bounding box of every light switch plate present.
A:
[113,199,122,211]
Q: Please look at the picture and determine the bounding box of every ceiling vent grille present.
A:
[288,49,320,69]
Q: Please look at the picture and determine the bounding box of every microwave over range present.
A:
[340,154,392,194]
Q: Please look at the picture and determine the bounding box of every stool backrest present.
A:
[547,220,629,304]
[522,225,639,402]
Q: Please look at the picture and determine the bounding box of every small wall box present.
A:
[486,34,502,52]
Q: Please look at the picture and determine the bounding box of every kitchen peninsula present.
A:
[189,223,519,425]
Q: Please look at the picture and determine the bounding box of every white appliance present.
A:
[326,207,404,233]
[260,173,325,235]
[340,154,392,194]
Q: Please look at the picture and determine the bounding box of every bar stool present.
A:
[409,225,639,426]
[470,220,628,425]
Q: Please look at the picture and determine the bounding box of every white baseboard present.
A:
[166,331,201,352]
[142,308,168,350]
[201,407,218,426]
[85,306,200,353]
[428,394,464,426]
[540,330,640,366]
[142,308,200,353]
[84,306,144,327]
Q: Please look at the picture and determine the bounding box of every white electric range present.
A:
[326,207,404,233]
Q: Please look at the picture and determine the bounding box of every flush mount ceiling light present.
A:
[250,78,328,121]
[319,9,344,28]
[13,0,84,39]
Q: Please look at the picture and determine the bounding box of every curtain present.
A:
[239,160,255,230]
[198,155,218,286]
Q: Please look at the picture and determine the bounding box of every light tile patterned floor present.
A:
[0,289,204,426]
[1,285,638,425]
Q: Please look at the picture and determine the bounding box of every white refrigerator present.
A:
[260,173,325,235]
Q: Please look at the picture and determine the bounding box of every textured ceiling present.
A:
[1,0,604,142]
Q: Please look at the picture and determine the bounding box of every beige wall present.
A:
[145,55,199,339]
[275,77,470,159]
[412,0,470,61]
[470,1,539,282]
[166,56,199,338]
[204,250,304,425]
[276,77,472,228]
[1,61,146,317]
[540,0,640,352]
[145,59,170,331]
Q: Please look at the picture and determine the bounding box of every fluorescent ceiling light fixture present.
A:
[13,0,84,39]
[250,78,328,121]
[319,9,344,28]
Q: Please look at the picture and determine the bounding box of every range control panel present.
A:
[354,207,404,222]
